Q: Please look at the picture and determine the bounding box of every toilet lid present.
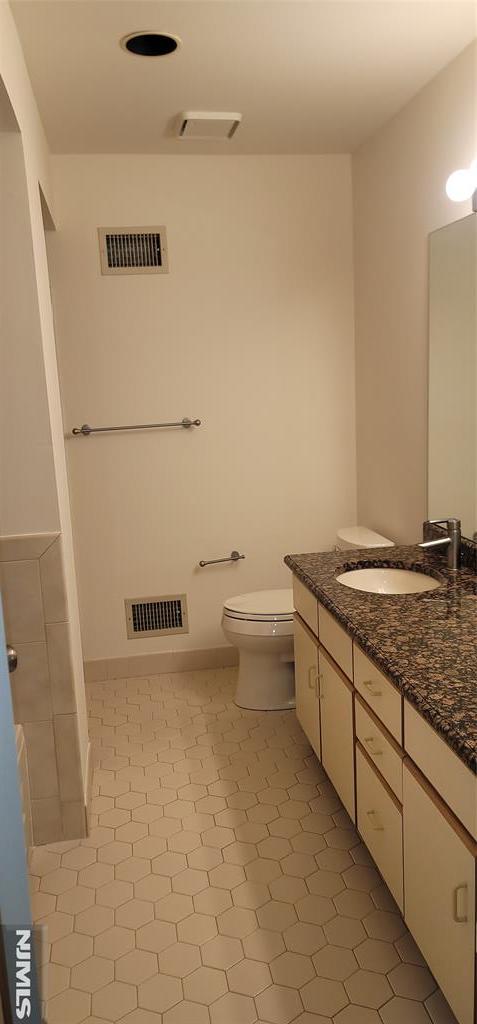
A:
[224,589,294,621]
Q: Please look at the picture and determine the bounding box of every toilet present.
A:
[222,589,295,711]
[335,525,394,551]
[223,526,394,712]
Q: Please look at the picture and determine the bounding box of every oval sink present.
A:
[335,568,441,595]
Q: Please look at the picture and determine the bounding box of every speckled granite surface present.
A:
[284,546,477,775]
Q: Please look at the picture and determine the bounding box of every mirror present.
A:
[428,213,477,541]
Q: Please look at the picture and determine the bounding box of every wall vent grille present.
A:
[125,594,188,638]
[98,226,168,275]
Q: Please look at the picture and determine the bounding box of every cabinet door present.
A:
[319,649,355,821]
[356,746,403,910]
[403,764,476,1024]
[293,616,320,758]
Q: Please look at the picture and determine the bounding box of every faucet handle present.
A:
[425,518,459,526]
[423,518,460,540]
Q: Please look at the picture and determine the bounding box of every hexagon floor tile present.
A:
[28,667,454,1024]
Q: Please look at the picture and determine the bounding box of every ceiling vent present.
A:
[125,595,189,639]
[98,227,168,275]
[178,111,242,140]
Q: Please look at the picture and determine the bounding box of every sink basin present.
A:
[335,567,441,595]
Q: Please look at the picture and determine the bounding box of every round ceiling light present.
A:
[121,32,181,57]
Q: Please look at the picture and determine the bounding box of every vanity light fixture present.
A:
[445,159,477,207]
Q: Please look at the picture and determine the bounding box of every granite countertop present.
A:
[284,546,477,775]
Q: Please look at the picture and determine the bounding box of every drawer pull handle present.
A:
[366,810,384,831]
[364,736,383,756]
[363,680,383,697]
[453,885,468,923]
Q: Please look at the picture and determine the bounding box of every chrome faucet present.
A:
[419,518,461,571]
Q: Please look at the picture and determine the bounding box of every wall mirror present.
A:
[428,212,476,541]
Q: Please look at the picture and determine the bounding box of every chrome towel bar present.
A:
[72,417,201,436]
[199,551,245,568]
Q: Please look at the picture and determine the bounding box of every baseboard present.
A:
[84,645,239,683]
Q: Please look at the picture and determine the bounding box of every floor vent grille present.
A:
[98,227,168,275]
[125,595,188,638]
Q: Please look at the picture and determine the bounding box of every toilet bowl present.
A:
[222,589,295,711]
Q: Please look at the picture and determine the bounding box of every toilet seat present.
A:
[223,588,294,623]
[223,614,294,638]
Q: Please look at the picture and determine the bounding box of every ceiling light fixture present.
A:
[120,32,181,57]
[445,159,477,206]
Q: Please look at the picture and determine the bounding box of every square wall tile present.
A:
[11,642,52,722]
[47,623,76,715]
[54,715,84,803]
[31,797,62,845]
[1,560,45,643]
[0,534,59,562]
[24,721,59,799]
[61,801,87,840]
[40,538,68,623]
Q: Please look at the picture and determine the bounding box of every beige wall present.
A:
[0,131,59,535]
[0,3,88,788]
[49,155,357,661]
[353,42,476,544]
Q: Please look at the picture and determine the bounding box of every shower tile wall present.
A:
[0,533,86,844]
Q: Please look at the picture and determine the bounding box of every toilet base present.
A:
[234,647,295,712]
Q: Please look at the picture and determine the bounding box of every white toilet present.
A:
[223,527,394,713]
[222,589,295,711]
[335,526,394,551]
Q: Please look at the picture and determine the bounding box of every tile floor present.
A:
[30,667,458,1024]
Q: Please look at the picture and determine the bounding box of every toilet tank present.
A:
[336,526,394,550]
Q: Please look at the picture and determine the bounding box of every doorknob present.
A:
[6,646,17,673]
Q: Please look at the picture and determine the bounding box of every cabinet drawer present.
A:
[355,698,403,801]
[320,649,355,821]
[356,746,403,910]
[293,577,318,636]
[318,604,352,678]
[354,645,402,743]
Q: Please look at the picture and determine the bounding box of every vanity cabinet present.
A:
[319,648,355,820]
[292,579,477,1024]
[403,763,476,1024]
[293,614,321,758]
